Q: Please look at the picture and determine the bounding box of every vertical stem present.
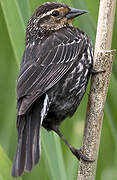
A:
[95,0,116,52]
[77,0,116,179]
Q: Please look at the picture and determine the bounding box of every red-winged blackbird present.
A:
[12,2,93,177]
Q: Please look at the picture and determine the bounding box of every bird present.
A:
[12,2,94,177]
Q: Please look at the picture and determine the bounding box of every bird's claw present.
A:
[90,68,106,74]
[71,147,95,162]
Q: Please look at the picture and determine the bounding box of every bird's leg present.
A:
[52,125,94,162]
[90,68,106,74]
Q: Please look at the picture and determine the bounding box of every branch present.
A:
[77,0,116,179]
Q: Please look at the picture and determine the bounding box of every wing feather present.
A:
[17,28,84,114]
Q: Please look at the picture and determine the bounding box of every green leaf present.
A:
[0,146,22,180]
[0,0,25,68]
[17,0,31,26]
[42,129,67,180]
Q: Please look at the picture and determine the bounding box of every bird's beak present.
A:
[66,7,88,19]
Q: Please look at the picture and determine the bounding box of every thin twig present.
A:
[77,0,116,179]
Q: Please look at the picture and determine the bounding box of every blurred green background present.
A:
[0,0,117,180]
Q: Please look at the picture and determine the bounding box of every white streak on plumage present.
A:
[41,94,49,124]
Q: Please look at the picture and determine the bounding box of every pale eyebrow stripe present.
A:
[39,7,65,19]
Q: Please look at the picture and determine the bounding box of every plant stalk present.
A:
[77,0,116,179]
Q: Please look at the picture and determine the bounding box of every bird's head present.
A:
[26,2,87,43]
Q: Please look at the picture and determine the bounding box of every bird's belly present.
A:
[50,83,87,117]
[44,68,90,127]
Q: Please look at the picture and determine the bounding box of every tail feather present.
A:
[12,100,43,177]
[25,114,32,171]
[12,116,27,177]
[25,104,41,171]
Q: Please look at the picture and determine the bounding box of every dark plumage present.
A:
[12,2,93,177]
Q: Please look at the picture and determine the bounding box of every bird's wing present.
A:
[17,28,85,115]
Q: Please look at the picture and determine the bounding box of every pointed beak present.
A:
[66,7,88,19]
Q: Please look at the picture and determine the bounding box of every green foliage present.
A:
[0,0,116,179]
[0,146,22,180]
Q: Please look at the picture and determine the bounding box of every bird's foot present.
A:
[50,126,95,162]
[90,68,106,75]
[70,147,95,162]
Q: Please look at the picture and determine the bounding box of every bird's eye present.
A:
[52,10,59,16]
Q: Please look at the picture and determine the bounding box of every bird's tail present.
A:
[12,100,43,178]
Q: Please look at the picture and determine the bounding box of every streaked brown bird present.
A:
[12,2,93,177]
